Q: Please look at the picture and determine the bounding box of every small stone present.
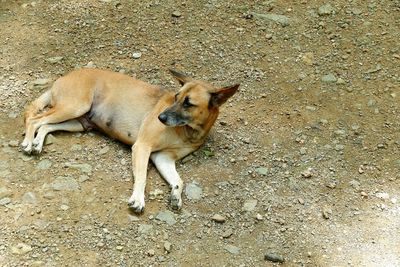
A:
[351,8,362,15]
[8,140,19,147]
[128,215,140,222]
[185,182,202,200]
[336,78,346,84]
[211,214,226,223]
[243,199,258,212]
[22,192,37,205]
[171,11,182,17]
[255,213,263,220]
[0,197,11,206]
[318,3,334,16]
[375,192,389,200]
[44,134,56,145]
[255,167,268,176]
[164,241,172,253]
[321,73,337,83]
[99,146,110,155]
[86,61,95,68]
[51,176,79,191]
[302,52,315,65]
[11,243,32,255]
[147,249,155,257]
[224,245,240,254]
[78,175,90,183]
[132,52,142,59]
[221,229,233,238]
[252,12,290,27]
[46,56,63,64]
[301,168,313,178]
[0,187,13,199]
[149,189,164,199]
[60,204,69,211]
[264,253,285,263]
[36,159,52,170]
[33,78,51,87]
[322,206,332,219]
[116,246,123,251]
[65,162,92,174]
[155,210,176,225]
[138,224,153,234]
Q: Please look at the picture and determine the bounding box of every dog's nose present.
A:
[158,113,167,124]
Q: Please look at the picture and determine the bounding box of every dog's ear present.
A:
[210,84,240,107]
[169,69,192,86]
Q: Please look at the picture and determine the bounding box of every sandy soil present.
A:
[0,1,399,266]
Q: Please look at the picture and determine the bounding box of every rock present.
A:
[318,4,334,16]
[128,215,140,222]
[255,167,268,176]
[155,210,176,225]
[322,206,332,219]
[51,176,79,191]
[302,52,315,65]
[149,189,164,199]
[147,249,155,257]
[33,78,51,88]
[36,159,52,170]
[264,253,285,263]
[44,134,56,145]
[78,175,90,183]
[375,192,389,200]
[252,12,290,27]
[224,244,240,254]
[46,56,63,64]
[60,204,69,211]
[211,214,226,223]
[321,73,337,83]
[132,52,142,59]
[65,162,92,174]
[172,11,182,17]
[243,199,257,212]
[86,61,95,68]
[11,243,32,255]
[0,187,13,199]
[336,77,346,84]
[0,197,11,206]
[116,245,123,251]
[22,192,37,205]
[185,182,202,200]
[255,213,263,220]
[301,168,313,178]
[164,241,172,253]
[99,146,110,155]
[221,229,233,238]
[138,224,153,235]
[8,140,19,147]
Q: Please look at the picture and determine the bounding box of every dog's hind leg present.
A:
[151,152,183,210]
[32,119,85,154]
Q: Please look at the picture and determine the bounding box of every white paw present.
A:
[170,188,182,210]
[128,192,145,213]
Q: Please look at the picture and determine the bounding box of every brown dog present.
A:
[21,68,239,212]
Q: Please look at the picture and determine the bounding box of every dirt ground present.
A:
[1,0,399,266]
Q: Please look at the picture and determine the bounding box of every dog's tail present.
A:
[24,90,52,123]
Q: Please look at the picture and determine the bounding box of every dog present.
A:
[21,68,239,212]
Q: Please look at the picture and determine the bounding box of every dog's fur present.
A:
[21,68,239,212]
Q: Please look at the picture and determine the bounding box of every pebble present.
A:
[252,12,290,27]
[147,249,155,257]
[211,214,226,223]
[321,73,337,83]
[46,56,63,64]
[22,192,37,205]
[0,187,13,199]
[51,176,79,191]
[336,78,346,84]
[264,253,285,263]
[0,197,11,206]
[301,168,313,178]
[44,134,56,145]
[132,52,142,59]
[60,204,69,211]
[138,224,153,235]
[172,11,182,17]
[185,182,203,200]
[255,167,268,176]
[128,214,140,222]
[164,241,172,253]
[255,213,263,220]
[243,199,257,212]
[155,210,176,225]
[11,243,32,255]
[302,52,315,65]
[36,159,52,170]
[65,162,92,174]
[33,78,51,87]
[224,244,240,254]
[221,229,233,238]
[116,245,123,251]
[8,140,19,147]
[318,4,334,16]
[149,189,164,199]
[78,175,90,183]
[375,192,389,200]
[99,146,110,155]
[322,206,332,219]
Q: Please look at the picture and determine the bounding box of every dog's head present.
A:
[158,70,239,130]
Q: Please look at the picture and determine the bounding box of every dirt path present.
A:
[1,1,399,266]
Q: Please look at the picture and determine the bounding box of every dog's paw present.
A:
[21,143,33,155]
[128,193,145,213]
[170,193,182,210]
[32,142,43,155]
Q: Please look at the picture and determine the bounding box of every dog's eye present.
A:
[183,96,194,108]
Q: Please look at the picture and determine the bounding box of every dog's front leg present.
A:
[151,152,183,210]
[128,143,152,213]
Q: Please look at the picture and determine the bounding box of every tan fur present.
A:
[21,68,239,212]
